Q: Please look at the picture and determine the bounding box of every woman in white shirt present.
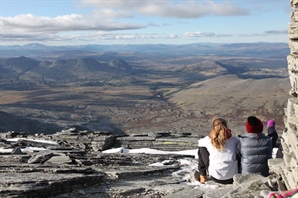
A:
[198,117,240,184]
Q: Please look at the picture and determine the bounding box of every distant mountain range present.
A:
[0,56,134,88]
[0,42,290,60]
[0,54,287,90]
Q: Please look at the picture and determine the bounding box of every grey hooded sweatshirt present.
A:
[238,132,272,176]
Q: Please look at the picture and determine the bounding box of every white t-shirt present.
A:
[198,136,240,180]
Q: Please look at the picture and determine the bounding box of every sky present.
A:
[0,0,291,46]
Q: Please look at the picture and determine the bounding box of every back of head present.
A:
[267,119,275,127]
[210,117,229,151]
[213,117,227,128]
[246,116,263,133]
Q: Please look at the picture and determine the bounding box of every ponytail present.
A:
[210,118,228,151]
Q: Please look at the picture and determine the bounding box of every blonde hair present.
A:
[209,118,228,151]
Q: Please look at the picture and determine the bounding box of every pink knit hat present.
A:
[267,120,275,127]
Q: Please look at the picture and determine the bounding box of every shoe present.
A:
[200,175,207,184]
[194,170,200,181]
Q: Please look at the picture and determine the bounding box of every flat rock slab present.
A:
[104,166,187,196]
[51,175,190,198]
[163,187,204,198]
[104,165,181,179]
[0,172,106,197]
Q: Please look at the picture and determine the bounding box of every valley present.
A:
[0,43,290,136]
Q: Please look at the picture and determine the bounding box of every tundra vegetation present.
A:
[0,43,290,136]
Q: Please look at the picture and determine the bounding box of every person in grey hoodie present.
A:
[238,116,272,177]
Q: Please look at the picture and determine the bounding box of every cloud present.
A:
[183,29,288,39]
[9,32,161,43]
[148,22,160,27]
[0,14,144,33]
[168,33,178,38]
[114,34,155,40]
[265,30,288,35]
[0,33,57,42]
[183,31,233,38]
[237,30,288,37]
[0,13,145,42]
[80,0,250,18]
[0,32,149,43]
[92,8,134,19]
[0,0,288,45]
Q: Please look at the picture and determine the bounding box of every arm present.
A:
[267,127,277,137]
[198,136,209,148]
[236,140,241,173]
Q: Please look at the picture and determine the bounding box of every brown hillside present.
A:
[167,74,290,135]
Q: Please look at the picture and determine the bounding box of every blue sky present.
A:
[0,0,291,46]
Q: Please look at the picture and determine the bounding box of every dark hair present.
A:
[247,116,258,126]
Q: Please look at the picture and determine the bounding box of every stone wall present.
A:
[280,0,298,190]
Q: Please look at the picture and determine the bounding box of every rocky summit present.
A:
[0,129,291,198]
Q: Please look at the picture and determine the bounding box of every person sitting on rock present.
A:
[198,117,240,185]
[266,119,278,148]
[238,116,272,177]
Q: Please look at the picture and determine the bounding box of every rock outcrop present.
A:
[275,0,298,190]
[0,130,290,198]
[0,130,194,198]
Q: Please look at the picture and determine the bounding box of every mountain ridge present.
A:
[0,42,289,59]
[0,57,133,86]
